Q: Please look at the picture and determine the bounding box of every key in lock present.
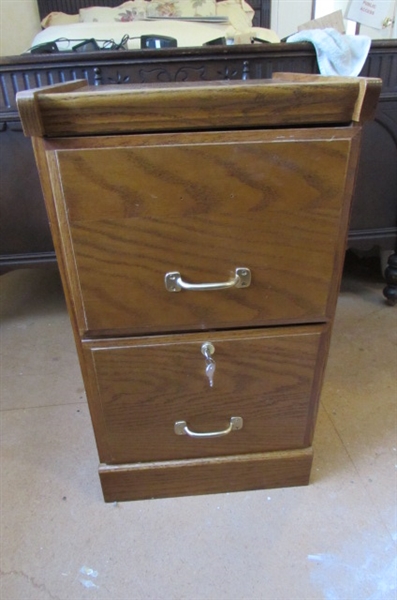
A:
[201,342,216,387]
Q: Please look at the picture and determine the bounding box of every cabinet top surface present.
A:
[16,73,381,137]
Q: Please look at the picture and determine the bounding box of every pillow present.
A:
[41,12,80,28]
[146,0,216,19]
[215,0,254,31]
[80,1,148,23]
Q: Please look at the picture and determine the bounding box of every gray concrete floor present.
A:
[1,258,396,600]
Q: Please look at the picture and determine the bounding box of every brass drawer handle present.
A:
[165,268,251,292]
[174,416,243,438]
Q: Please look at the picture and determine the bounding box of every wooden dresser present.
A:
[2,41,397,302]
[17,74,381,502]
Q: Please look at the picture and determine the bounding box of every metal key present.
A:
[201,342,216,388]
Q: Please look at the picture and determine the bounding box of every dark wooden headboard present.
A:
[37,0,271,28]
[37,0,128,19]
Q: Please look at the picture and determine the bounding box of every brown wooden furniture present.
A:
[17,74,381,501]
[1,41,396,295]
[1,0,396,305]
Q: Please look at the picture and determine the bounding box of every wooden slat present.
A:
[16,79,87,136]
[16,75,381,137]
[99,447,313,502]
[272,73,382,123]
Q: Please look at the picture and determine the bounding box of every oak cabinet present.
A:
[2,41,396,277]
[17,74,380,501]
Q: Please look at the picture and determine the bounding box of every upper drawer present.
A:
[49,127,358,336]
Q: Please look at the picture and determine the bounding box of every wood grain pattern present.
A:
[84,325,324,464]
[49,128,358,336]
[17,80,87,137]
[272,73,382,123]
[16,76,374,137]
[4,45,390,274]
[30,138,113,460]
[17,76,377,501]
[99,447,313,502]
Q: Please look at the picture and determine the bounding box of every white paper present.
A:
[346,0,395,30]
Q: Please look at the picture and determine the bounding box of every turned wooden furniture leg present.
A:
[383,253,397,306]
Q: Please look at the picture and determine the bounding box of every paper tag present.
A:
[346,0,394,30]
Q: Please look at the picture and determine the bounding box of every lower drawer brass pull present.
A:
[174,416,243,438]
[165,268,251,292]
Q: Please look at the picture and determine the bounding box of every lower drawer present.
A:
[84,325,328,464]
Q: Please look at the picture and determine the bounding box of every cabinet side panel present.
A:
[31,138,113,463]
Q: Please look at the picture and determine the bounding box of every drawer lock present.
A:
[174,416,243,438]
[201,342,216,387]
[165,268,251,292]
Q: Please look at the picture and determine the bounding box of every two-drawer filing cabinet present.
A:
[17,74,381,502]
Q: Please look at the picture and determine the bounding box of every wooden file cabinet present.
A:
[17,74,381,502]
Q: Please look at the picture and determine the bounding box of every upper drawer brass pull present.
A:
[165,268,251,292]
[174,416,243,438]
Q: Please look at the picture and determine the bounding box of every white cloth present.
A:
[287,28,371,77]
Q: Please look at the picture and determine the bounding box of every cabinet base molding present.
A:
[99,447,313,502]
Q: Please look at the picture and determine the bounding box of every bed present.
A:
[32,0,277,51]
[0,0,396,301]
[32,0,280,52]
